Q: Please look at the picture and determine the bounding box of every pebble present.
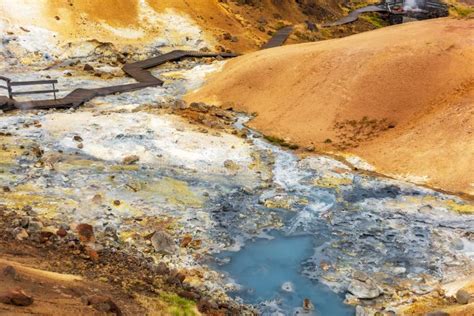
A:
[455,289,472,304]
[348,279,381,299]
[27,221,43,232]
[82,295,122,315]
[151,230,177,255]
[122,155,139,165]
[14,228,29,241]
[302,298,314,311]
[352,270,369,282]
[56,227,68,238]
[83,64,94,72]
[76,223,95,243]
[0,289,34,306]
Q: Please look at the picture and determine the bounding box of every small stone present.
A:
[83,64,94,72]
[418,204,434,214]
[83,295,122,315]
[450,238,464,251]
[27,221,43,232]
[77,143,84,149]
[56,227,67,238]
[224,160,240,172]
[113,200,121,206]
[151,230,176,255]
[92,194,103,204]
[0,289,34,306]
[320,261,331,271]
[393,267,406,275]
[73,135,83,142]
[3,186,11,192]
[14,228,29,241]
[76,223,95,243]
[122,155,139,165]
[172,100,188,110]
[348,279,381,299]
[305,145,315,152]
[180,235,193,248]
[352,270,369,282]
[303,298,314,311]
[455,289,472,304]
[189,239,202,249]
[39,231,55,242]
[2,266,17,279]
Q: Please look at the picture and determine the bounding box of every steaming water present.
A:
[404,0,420,10]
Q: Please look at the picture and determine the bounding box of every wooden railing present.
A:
[0,76,58,100]
[0,76,12,99]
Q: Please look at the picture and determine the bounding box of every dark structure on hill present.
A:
[324,0,449,26]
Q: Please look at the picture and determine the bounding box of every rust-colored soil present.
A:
[186,18,474,196]
[2,0,377,53]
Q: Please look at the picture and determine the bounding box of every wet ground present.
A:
[1,51,473,315]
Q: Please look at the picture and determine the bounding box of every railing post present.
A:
[7,81,13,99]
[52,82,57,100]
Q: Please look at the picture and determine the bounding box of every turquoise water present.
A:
[218,231,354,315]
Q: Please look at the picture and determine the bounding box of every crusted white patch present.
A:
[40,112,253,173]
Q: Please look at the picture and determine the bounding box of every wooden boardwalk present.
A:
[11,51,236,111]
[1,29,292,112]
[323,6,387,27]
[261,26,293,49]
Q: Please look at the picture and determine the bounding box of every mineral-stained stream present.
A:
[1,49,473,315]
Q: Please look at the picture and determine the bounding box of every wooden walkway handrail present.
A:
[10,79,58,86]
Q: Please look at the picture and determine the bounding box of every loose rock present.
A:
[0,289,34,306]
[122,155,139,165]
[455,289,472,304]
[83,295,122,315]
[348,279,381,299]
[151,230,176,255]
[76,223,95,243]
[83,64,94,72]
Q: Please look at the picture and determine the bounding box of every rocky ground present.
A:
[1,2,474,315]
[0,203,255,315]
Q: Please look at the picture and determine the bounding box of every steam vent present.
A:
[1,1,473,315]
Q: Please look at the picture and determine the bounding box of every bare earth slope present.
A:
[186,18,474,196]
[1,0,375,54]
